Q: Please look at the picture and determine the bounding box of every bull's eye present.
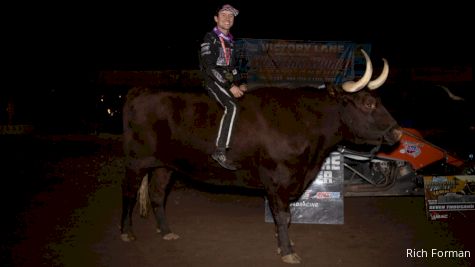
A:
[365,102,376,110]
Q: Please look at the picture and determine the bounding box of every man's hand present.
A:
[239,84,248,92]
[230,85,244,98]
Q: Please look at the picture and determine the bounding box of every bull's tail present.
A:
[138,174,150,218]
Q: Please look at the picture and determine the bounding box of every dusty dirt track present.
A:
[2,134,474,267]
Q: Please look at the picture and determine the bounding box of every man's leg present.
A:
[207,82,238,170]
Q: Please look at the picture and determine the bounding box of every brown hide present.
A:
[123,86,400,197]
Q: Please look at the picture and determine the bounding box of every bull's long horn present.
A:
[438,85,465,101]
[342,49,373,92]
[368,58,389,90]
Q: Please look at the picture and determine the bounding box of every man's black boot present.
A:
[212,149,237,171]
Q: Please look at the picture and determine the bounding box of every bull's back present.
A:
[122,87,337,187]
[123,88,224,170]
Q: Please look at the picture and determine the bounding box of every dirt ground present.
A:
[2,134,474,267]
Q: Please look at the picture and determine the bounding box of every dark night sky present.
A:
[2,1,473,139]
[6,1,472,74]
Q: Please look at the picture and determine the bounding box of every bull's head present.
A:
[338,49,402,146]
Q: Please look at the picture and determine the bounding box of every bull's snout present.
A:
[393,127,403,141]
[384,126,403,145]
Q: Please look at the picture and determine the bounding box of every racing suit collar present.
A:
[213,27,234,42]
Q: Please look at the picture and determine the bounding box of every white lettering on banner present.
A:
[428,204,475,211]
[289,201,319,208]
[316,171,333,184]
[321,156,341,170]
[315,154,342,184]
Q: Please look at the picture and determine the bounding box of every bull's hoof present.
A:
[163,233,180,240]
[120,233,136,242]
[281,253,302,264]
[277,240,295,255]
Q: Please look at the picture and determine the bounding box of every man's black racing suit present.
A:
[199,29,246,150]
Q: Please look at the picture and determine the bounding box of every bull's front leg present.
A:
[120,193,137,241]
[267,194,301,264]
[149,167,179,240]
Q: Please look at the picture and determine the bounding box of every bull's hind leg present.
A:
[149,167,179,240]
[120,167,143,242]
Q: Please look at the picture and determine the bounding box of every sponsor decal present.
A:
[316,192,341,199]
[400,140,422,158]
[429,212,449,220]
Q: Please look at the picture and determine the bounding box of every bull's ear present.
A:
[340,94,352,105]
[326,84,345,98]
[326,84,337,97]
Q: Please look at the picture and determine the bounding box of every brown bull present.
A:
[120,49,401,264]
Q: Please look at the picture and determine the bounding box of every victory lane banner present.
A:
[265,152,344,224]
[235,39,372,89]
